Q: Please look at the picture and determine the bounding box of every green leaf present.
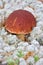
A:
[34,55,39,62]
[7,58,14,65]
[14,59,19,65]
[17,50,24,58]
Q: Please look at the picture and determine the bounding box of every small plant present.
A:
[7,58,19,65]
[34,55,39,62]
[7,58,14,65]
[17,50,24,58]
[14,59,19,65]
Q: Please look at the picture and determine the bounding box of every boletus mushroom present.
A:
[5,10,36,41]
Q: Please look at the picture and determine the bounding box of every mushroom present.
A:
[5,10,36,41]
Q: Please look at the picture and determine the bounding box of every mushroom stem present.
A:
[17,34,26,41]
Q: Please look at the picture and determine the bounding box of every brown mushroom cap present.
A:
[5,10,36,34]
